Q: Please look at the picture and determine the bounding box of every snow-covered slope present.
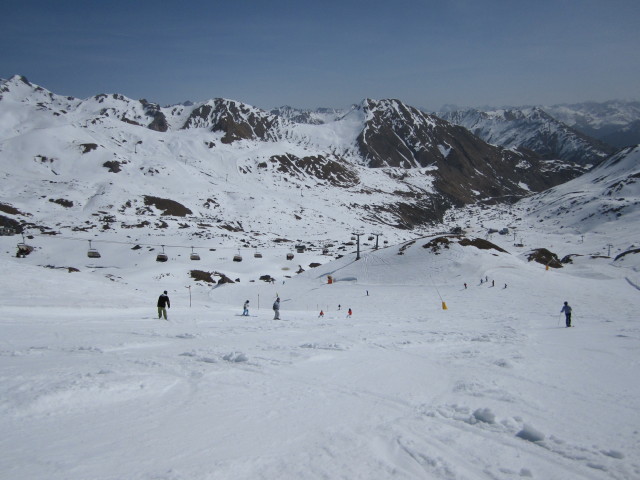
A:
[520,145,640,237]
[1,221,638,479]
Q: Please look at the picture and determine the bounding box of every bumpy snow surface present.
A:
[1,209,639,480]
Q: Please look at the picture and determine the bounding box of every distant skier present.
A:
[464,283,467,289]
[561,301,572,327]
[338,304,341,310]
[504,283,507,289]
[242,300,250,316]
[273,297,281,320]
[318,310,324,318]
[492,280,495,287]
[480,278,483,284]
[346,308,352,318]
[157,290,170,320]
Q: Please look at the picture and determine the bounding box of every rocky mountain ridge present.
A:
[0,75,599,246]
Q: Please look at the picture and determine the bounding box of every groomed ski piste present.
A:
[1,208,639,480]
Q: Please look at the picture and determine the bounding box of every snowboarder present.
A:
[346,308,352,318]
[318,310,324,318]
[242,300,249,316]
[273,297,281,320]
[561,301,572,327]
[157,290,170,320]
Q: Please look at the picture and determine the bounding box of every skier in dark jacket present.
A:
[157,291,170,320]
[560,301,572,327]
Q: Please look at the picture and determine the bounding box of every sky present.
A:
[1,0,639,111]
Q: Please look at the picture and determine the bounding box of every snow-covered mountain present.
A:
[0,75,585,245]
[520,145,640,241]
[2,78,640,480]
[438,107,615,166]
[269,105,345,125]
[544,100,640,148]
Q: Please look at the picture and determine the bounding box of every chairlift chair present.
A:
[286,253,294,260]
[16,242,31,258]
[254,251,263,258]
[87,240,101,258]
[156,245,168,262]
[190,247,200,261]
[16,234,33,258]
[233,250,243,262]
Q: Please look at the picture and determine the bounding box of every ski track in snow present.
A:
[2,302,638,479]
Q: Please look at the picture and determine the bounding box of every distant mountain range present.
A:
[0,75,637,245]
[544,101,640,148]
[437,107,615,166]
[438,101,640,158]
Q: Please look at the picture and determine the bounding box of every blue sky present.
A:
[1,0,639,110]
